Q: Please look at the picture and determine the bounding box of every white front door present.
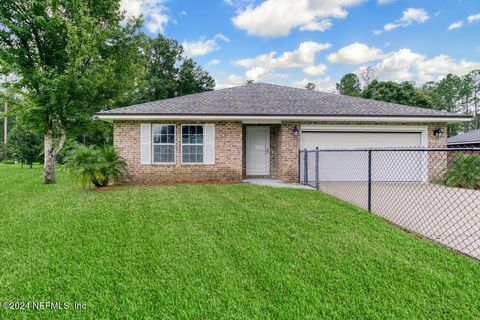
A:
[246,126,270,175]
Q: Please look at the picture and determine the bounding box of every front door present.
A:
[246,126,270,176]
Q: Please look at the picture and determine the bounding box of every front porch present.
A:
[241,123,300,182]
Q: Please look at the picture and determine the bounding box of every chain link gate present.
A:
[299,147,480,260]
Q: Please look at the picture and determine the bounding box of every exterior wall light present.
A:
[433,128,444,139]
[292,126,299,136]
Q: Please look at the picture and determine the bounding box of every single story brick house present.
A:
[96,83,469,184]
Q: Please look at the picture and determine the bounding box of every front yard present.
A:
[0,164,479,319]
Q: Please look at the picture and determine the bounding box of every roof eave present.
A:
[95,114,471,123]
[447,140,480,145]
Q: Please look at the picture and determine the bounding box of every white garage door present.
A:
[301,131,427,182]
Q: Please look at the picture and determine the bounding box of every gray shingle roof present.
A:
[97,82,467,118]
[447,129,480,145]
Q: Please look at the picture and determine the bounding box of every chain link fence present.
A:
[299,147,480,260]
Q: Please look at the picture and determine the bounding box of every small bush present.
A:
[2,160,15,164]
[65,145,127,189]
[444,154,480,190]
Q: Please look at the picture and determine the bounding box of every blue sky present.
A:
[121,0,480,91]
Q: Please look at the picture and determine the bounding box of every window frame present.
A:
[181,124,205,164]
[151,124,176,164]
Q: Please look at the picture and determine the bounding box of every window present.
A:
[182,125,204,163]
[152,124,175,163]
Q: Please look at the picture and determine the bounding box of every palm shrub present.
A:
[444,154,480,190]
[65,145,127,188]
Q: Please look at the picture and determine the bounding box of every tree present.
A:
[0,0,145,183]
[133,35,215,104]
[465,70,480,129]
[336,73,361,96]
[359,66,376,88]
[177,58,215,96]
[362,80,433,109]
[8,124,43,167]
[65,145,126,188]
[305,82,316,91]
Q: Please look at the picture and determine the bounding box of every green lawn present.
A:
[0,164,479,319]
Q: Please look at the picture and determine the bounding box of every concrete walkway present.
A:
[243,179,313,189]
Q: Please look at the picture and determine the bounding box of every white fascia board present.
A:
[95,114,471,123]
[447,140,480,145]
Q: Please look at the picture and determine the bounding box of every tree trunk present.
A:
[43,127,66,184]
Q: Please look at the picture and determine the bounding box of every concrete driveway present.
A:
[318,182,480,259]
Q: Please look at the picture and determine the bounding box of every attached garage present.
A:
[300,125,428,182]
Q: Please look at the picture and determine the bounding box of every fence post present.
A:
[303,148,308,185]
[315,147,319,190]
[367,150,372,213]
[298,149,301,183]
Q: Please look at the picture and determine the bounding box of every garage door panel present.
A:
[300,131,426,182]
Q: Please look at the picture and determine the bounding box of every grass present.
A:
[0,164,479,319]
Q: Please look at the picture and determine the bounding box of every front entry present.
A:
[246,126,270,176]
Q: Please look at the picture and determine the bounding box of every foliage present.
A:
[65,145,126,188]
[177,58,216,96]
[336,73,361,96]
[305,82,316,91]
[1,165,480,318]
[2,159,14,164]
[8,125,43,167]
[444,154,480,190]
[336,69,480,136]
[0,143,9,161]
[0,0,145,183]
[362,80,433,108]
[132,35,215,104]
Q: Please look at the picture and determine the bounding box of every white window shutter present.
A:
[140,123,152,165]
[204,124,215,164]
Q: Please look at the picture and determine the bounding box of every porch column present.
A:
[278,122,300,183]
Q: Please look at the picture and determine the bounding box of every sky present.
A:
[120,0,480,92]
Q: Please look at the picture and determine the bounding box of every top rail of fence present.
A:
[300,147,480,153]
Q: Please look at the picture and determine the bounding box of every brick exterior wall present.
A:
[113,120,448,184]
[113,121,243,183]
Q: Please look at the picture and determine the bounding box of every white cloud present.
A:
[245,67,288,81]
[179,10,187,16]
[359,48,480,83]
[383,8,429,32]
[373,30,383,35]
[207,59,221,66]
[182,34,230,57]
[232,41,331,83]
[232,0,364,37]
[467,13,480,23]
[223,0,254,8]
[303,64,327,76]
[448,20,464,30]
[299,19,333,32]
[121,0,169,34]
[215,71,287,89]
[328,42,382,65]
[293,77,336,93]
[234,41,331,70]
[215,74,245,89]
[378,0,396,4]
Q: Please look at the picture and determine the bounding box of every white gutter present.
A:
[96,114,471,123]
[447,140,480,145]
